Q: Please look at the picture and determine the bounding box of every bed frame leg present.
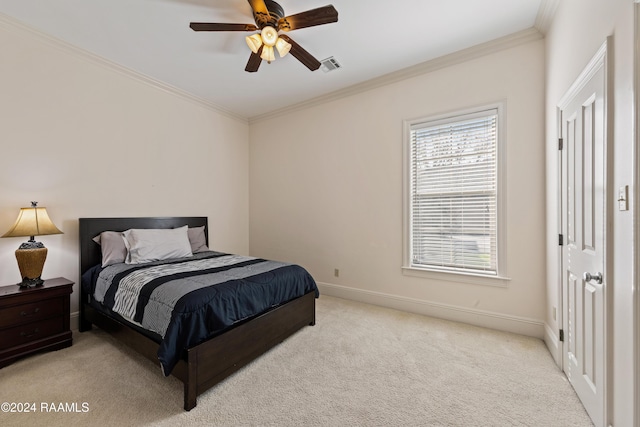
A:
[184,386,196,411]
[79,317,93,332]
[79,294,93,332]
[309,298,316,326]
[184,349,198,411]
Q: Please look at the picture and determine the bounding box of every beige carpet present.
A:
[0,296,592,426]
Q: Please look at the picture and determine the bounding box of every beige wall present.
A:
[544,0,636,424]
[0,18,250,312]
[250,38,546,336]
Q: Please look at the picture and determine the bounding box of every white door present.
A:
[559,42,609,427]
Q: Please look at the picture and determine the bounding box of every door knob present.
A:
[583,272,603,284]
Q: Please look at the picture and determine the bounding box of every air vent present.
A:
[320,57,342,73]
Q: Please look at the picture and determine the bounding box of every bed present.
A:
[79,217,317,411]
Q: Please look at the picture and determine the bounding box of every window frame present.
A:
[402,102,509,286]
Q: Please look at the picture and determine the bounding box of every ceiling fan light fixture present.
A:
[245,33,263,54]
[275,37,291,57]
[260,45,275,62]
[260,26,278,47]
[190,3,339,72]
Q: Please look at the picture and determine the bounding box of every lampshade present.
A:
[2,202,63,288]
[2,204,63,240]
[261,45,275,62]
[275,37,291,57]
[245,33,263,54]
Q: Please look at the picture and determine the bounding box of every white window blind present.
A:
[409,108,498,275]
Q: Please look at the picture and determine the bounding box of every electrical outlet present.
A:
[334,268,339,277]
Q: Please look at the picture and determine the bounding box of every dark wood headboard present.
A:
[78,217,208,276]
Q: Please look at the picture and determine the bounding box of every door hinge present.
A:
[558,138,563,150]
[559,234,564,246]
[559,329,564,342]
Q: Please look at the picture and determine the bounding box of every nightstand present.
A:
[0,277,73,368]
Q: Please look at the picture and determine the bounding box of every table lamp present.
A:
[2,202,63,287]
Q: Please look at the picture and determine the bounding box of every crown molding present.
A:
[0,13,247,124]
[249,27,544,124]
[534,0,560,35]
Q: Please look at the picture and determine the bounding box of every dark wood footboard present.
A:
[182,290,316,410]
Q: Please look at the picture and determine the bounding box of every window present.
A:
[404,104,505,278]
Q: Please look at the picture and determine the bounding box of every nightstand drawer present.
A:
[0,317,65,350]
[0,298,64,329]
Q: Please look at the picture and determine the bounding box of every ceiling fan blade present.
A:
[190,22,258,32]
[245,47,263,73]
[247,0,269,14]
[279,35,321,71]
[278,5,338,31]
[247,0,271,27]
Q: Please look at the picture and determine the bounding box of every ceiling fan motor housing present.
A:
[263,0,285,27]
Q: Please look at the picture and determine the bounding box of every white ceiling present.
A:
[0,0,545,119]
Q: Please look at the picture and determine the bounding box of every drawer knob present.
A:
[20,328,40,338]
[20,307,40,317]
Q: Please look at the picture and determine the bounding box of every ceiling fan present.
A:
[190,0,338,73]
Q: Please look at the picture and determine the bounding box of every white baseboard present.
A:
[317,282,545,338]
[544,322,562,367]
[71,311,79,332]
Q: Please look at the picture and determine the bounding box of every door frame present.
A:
[557,37,613,426]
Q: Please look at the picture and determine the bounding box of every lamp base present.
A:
[14,246,48,288]
[18,277,44,288]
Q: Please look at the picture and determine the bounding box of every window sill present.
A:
[401,266,511,288]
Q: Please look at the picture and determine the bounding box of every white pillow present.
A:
[122,226,193,264]
[92,231,128,267]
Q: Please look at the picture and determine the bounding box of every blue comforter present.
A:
[82,251,318,375]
